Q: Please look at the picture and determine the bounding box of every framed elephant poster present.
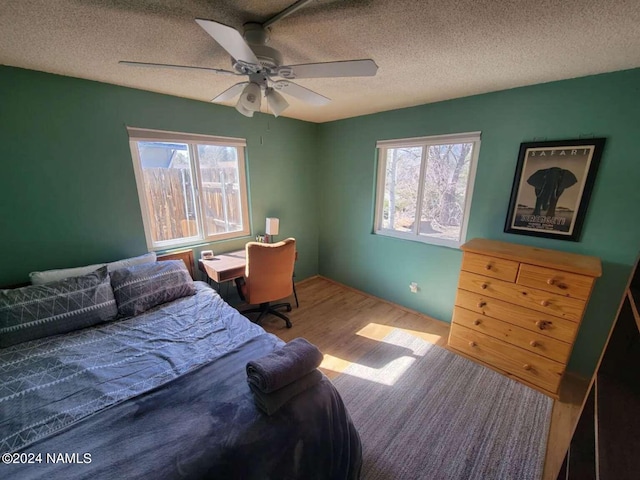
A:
[504,138,606,241]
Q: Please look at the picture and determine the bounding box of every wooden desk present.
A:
[198,249,299,307]
[198,250,246,284]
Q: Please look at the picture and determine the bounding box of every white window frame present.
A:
[373,132,481,249]
[127,127,251,250]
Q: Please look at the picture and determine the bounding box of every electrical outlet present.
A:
[409,282,418,293]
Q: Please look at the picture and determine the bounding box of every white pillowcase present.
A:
[107,252,157,272]
[29,252,157,285]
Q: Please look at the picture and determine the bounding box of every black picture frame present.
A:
[504,138,606,241]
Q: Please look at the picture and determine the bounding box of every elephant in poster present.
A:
[527,167,578,217]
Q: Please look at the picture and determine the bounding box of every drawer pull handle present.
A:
[523,364,532,371]
[481,283,488,290]
[540,300,550,307]
[469,341,477,347]
[485,264,492,270]
[536,320,549,330]
[547,279,568,290]
[473,319,482,326]
[530,340,538,347]
[477,301,487,308]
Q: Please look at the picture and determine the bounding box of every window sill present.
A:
[152,231,253,253]
[373,229,463,249]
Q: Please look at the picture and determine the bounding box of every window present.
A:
[127,127,250,250]
[374,132,481,248]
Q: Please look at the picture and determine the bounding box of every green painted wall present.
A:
[2,64,639,377]
[317,68,640,377]
[0,66,319,286]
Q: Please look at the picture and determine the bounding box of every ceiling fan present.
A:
[120,0,378,118]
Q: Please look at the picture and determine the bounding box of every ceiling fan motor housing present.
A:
[243,22,268,45]
[253,45,283,69]
[231,46,282,73]
[241,22,282,71]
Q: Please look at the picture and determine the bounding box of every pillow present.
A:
[29,262,106,285]
[29,252,157,285]
[110,260,196,318]
[107,252,157,272]
[0,266,118,348]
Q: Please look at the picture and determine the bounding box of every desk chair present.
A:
[235,238,296,328]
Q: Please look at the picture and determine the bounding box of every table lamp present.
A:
[265,217,279,243]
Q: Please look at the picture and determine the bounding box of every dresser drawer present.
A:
[461,252,519,283]
[452,306,572,364]
[458,271,586,322]
[516,264,594,300]
[455,289,579,343]
[449,324,564,394]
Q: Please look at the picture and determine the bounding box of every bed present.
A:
[0,259,361,479]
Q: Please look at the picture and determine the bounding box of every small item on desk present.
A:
[249,369,323,415]
[246,338,323,393]
[265,217,279,244]
[201,250,214,260]
[255,235,266,243]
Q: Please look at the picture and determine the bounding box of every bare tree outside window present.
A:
[375,133,480,248]
[383,147,421,231]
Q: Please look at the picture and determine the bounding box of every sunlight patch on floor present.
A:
[321,354,352,374]
[320,323,442,385]
[322,353,417,385]
[356,323,443,349]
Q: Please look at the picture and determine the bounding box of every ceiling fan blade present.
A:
[272,80,330,106]
[276,59,378,79]
[211,82,249,103]
[195,19,259,66]
[119,60,238,76]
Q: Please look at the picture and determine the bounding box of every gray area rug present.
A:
[332,329,553,480]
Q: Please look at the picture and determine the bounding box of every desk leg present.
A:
[211,280,232,301]
[209,278,222,293]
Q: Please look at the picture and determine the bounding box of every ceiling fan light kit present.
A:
[120,1,378,118]
[238,82,262,115]
[235,100,255,118]
[266,88,290,117]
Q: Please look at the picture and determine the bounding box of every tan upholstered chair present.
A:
[236,238,296,328]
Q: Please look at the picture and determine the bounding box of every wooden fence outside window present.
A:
[143,167,242,242]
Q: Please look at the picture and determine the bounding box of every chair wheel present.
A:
[286,305,292,312]
[285,321,292,328]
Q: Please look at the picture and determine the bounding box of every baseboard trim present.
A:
[318,275,449,327]
[295,275,320,286]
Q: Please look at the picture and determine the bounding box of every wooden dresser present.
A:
[448,238,602,398]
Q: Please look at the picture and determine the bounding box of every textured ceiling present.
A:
[1,0,640,123]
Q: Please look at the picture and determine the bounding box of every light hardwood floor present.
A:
[257,276,588,480]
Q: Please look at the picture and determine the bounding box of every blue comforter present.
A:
[0,282,361,479]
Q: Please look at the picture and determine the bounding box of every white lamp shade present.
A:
[265,217,279,235]
[235,101,254,117]
[239,82,261,112]
[266,88,289,117]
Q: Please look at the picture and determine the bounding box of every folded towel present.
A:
[249,369,323,416]
[246,338,323,393]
